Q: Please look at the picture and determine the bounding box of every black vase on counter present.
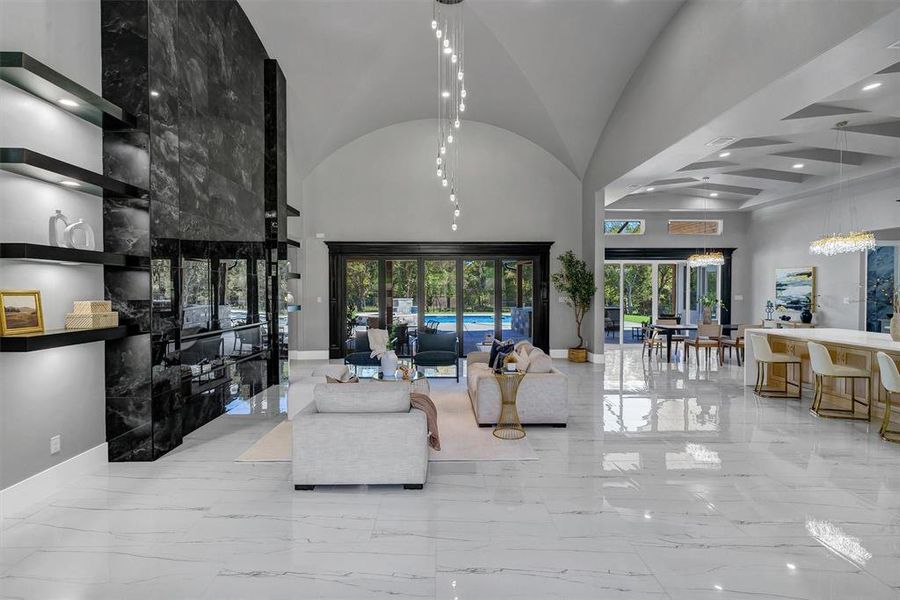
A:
[800,307,813,324]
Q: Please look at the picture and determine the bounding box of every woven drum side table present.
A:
[493,371,526,440]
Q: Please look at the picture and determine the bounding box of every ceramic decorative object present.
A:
[48,209,70,247]
[702,306,712,324]
[891,315,900,342]
[800,307,813,324]
[381,350,398,376]
[765,300,775,320]
[63,219,95,250]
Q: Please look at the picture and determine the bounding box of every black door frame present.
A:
[327,241,553,359]
[604,247,735,325]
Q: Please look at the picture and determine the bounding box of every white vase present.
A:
[381,350,398,376]
[891,315,900,342]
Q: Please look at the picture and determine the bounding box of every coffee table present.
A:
[372,370,429,394]
[493,371,526,440]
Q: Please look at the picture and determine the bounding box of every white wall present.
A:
[0,0,106,491]
[747,172,900,329]
[297,119,582,352]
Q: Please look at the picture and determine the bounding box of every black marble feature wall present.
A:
[101,0,284,461]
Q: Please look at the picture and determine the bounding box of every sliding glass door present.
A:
[424,259,457,333]
[502,259,534,345]
[462,260,496,354]
[346,258,380,333]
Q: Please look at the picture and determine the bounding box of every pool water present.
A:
[427,314,512,326]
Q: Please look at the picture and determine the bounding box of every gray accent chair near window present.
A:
[344,331,381,372]
[292,382,429,490]
[413,332,460,381]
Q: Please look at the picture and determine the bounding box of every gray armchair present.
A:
[413,332,459,381]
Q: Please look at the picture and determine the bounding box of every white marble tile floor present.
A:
[1,347,898,599]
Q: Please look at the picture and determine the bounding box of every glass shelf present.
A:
[0,52,136,129]
[1,148,149,198]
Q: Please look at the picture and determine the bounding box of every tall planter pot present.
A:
[891,315,900,342]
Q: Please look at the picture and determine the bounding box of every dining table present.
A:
[650,323,741,362]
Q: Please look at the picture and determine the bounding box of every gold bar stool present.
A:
[875,352,900,443]
[807,341,871,420]
[748,334,801,398]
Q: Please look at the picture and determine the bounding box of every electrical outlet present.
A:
[317,296,322,303]
[734,294,744,301]
[843,297,851,304]
[50,435,61,455]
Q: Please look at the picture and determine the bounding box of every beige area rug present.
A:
[235,389,537,463]
[235,420,291,462]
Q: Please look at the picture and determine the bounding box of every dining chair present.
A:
[684,323,722,367]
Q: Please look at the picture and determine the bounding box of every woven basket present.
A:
[65,311,119,329]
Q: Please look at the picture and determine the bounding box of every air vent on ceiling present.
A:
[706,136,736,147]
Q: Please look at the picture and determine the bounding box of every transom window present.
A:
[668,219,722,235]
[604,219,645,235]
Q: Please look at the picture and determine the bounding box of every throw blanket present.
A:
[410,392,441,451]
[367,328,389,359]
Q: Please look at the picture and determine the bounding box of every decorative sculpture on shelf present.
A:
[765,300,775,321]
[48,209,96,250]
[48,209,69,247]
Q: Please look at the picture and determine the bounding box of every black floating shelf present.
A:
[286,304,301,313]
[1,148,149,198]
[285,272,301,280]
[0,243,150,268]
[1,325,129,352]
[0,52,137,129]
[287,205,300,217]
[286,238,301,248]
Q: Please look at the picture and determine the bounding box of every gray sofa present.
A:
[287,364,351,419]
[466,351,568,426]
[292,382,429,490]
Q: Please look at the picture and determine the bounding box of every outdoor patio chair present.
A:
[414,332,459,381]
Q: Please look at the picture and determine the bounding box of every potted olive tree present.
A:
[551,250,596,363]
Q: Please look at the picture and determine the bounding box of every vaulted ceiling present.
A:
[240,0,684,179]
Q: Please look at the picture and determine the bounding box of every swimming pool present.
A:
[426,314,512,326]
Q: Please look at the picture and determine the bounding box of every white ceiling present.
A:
[240,0,684,179]
[606,9,900,212]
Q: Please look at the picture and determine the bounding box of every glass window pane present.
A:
[690,266,719,323]
[463,260,495,354]
[256,259,267,323]
[502,259,533,344]
[623,264,652,343]
[346,258,380,333]
[658,263,676,318]
[182,258,211,330]
[424,260,457,334]
[604,263,621,342]
[219,259,248,327]
[386,259,418,357]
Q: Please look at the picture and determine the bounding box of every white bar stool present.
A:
[748,334,801,399]
[807,341,871,421]
[875,352,900,443]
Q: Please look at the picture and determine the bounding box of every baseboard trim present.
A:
[289,350,330,360]
[588,352,604,364]
[0,443,107,520]
[549,349,604,364]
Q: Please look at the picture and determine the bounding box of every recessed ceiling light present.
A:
[59,180,80,187]
[713,585,723,591]
[786,563,797,570]
[706,136,736,147]
[862,82,882,91]
[710,192,719,197]
[718,151,731,158]
[58,98,79,107]
[646,187,655,192]
[792,163,804,169]
[150,90,160,97]
[441,90,450,98]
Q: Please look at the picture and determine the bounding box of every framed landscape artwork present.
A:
[775,267,816,312]
[0,290,44,335]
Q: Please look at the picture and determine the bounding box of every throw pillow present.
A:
[326,375,359,383]
[526,348,553,373]
[515,347,531,372]
[514,340,535,355]
[488,339,514,370]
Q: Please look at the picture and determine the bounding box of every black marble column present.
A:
[101,0,282,461]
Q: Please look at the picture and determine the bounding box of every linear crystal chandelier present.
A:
[431,0,466,231]
[687,177,725,268]
[809,122,876,256]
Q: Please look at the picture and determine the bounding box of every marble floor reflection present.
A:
[2,348,899,599]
